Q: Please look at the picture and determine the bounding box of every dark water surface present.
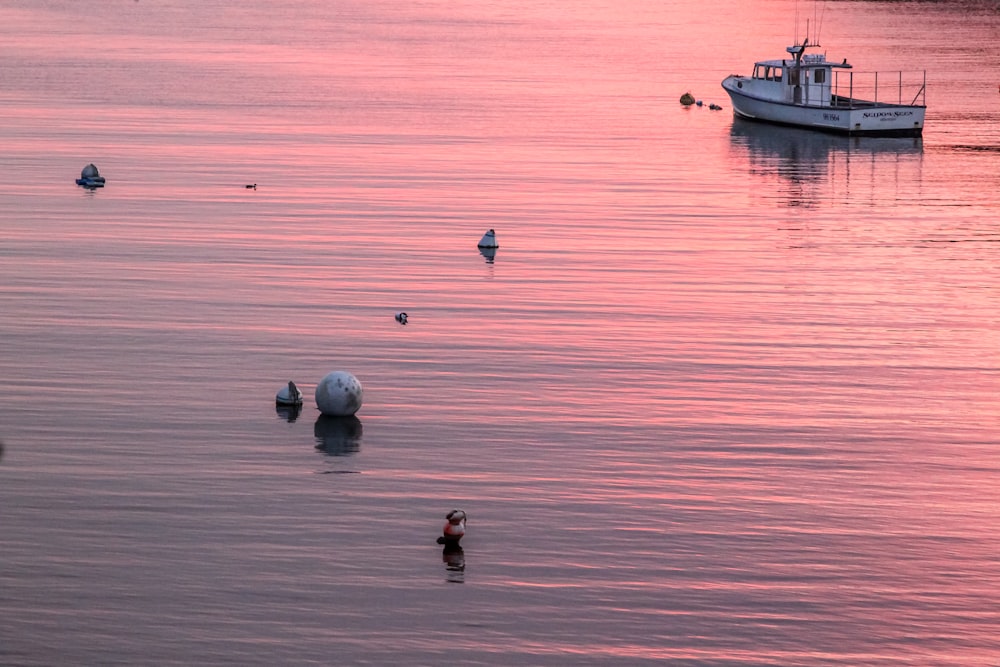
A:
[2,1,999,664]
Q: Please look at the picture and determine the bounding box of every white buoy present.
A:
[477,229,498,248]
[275,380,303,406]
[315,371,363,417]
[395,312,408,325]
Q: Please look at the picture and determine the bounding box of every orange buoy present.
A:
[437,509,467,545]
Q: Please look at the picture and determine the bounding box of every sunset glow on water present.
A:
[2,0,1000,664]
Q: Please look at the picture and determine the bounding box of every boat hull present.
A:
[722,76,924,137]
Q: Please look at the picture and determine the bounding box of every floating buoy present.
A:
[709,103,723,111]
[436,509,467,546]
[477,229,498,249]
[696,100,703,107]
[76,163,106,188]
[315,371,363,417]
[245,184,256,189]
[276,380,303,406]
[680,92,695,106]
[395,312,408,325]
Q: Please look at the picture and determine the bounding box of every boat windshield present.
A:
[753,64,783,81]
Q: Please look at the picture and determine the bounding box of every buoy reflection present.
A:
[275,402,303,423]
[442,544,465,584]
[313,414,362,456]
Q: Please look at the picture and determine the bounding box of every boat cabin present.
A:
[749,50,850,107]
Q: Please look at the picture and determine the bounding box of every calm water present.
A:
[2,1,1000,665]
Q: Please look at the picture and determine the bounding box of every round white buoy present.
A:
[477,229,498,248]
[395,312,408,325]
[275,380,303,406]
[315,371,363,416]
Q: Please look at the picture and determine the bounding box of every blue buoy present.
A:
[75,163,106,188]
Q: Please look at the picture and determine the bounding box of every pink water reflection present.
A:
[2,0,1000,664]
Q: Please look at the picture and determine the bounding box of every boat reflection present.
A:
[313,414,363,456]
[729,117,923,207]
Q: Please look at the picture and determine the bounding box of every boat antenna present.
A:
[794,0,800,45]
[813,0,826,46]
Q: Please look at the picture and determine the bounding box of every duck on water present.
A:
[721,37,926,137]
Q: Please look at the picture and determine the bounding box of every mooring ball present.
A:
[315,371,363,416]
[81,163,100,179]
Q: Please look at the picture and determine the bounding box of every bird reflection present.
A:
[313,414,362,456]
[275,403,303,423]
[442,544,465,583]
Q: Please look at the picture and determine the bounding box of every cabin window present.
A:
[770,67,782,81]
[814,69,826,84]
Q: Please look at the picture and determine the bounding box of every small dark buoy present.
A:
[395,312,408,325]
[245,183,256,189]
[680,92,695,106]
[76,163,106,188]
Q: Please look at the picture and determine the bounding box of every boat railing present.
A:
[830,69,926,108]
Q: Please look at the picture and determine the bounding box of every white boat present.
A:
[721,38,925,137]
